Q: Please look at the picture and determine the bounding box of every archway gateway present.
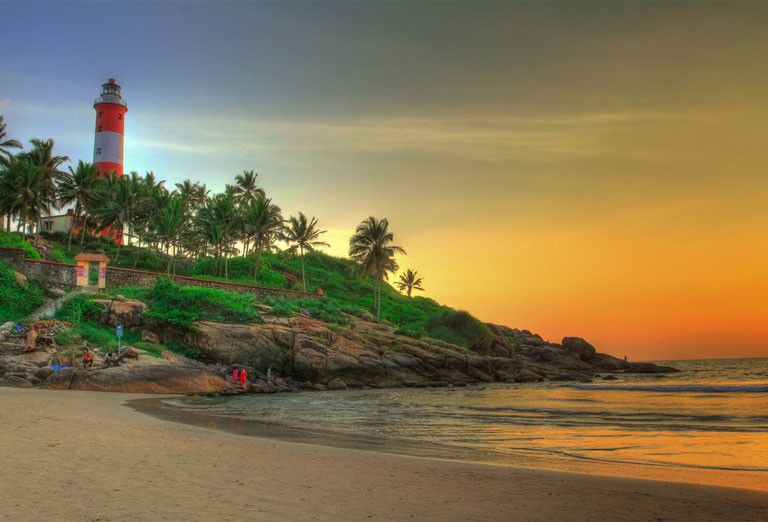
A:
[74,253,110,290]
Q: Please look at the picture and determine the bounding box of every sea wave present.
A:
[570,384,768,393]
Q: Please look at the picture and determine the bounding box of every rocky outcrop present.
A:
[136,314,676,390]
[1,297,678,394]
[44,355,231,393]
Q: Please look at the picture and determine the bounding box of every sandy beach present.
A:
[1,388,767,522]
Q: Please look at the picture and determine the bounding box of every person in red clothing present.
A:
[82,347,93,368]
[232,367,239,383]
[239,368,248,387]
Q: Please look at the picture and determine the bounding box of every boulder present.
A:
[1,375,34,388]
[13,271,28,285]
[327,377,348,390]
[562,337,596,361]
[35,366,55,380]
[93,299,148,328]
[45,358,230,393]
[48,288,66,298]
[141,330,159,343]
[514,368,544,383]
[626,362,679,374]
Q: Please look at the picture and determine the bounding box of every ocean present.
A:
[154,358,768,490]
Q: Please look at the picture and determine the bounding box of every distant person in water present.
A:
[239,368,248,387]
[82,347,93,368]
[232,367,239,383]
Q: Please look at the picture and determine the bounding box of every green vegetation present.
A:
[0,259,45,322]
[53,293,141,352]
[132,341,164,358]
[423,310,494,353]
[141,277,261,331]
[0,230,41,259]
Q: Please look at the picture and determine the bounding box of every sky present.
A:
[1,1,767,361]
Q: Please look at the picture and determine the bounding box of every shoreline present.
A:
[2,388,768,521]
[133,393,768,493]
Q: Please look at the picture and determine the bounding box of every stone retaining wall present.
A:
[0,248,75,287]
[1,247,319,300]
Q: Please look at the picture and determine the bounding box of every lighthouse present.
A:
[93,78,127,177]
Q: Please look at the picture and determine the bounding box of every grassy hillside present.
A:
[20,232,493,352]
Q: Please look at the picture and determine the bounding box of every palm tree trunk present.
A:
[166,244,173,274]
[18,208,26,239]
[67,206,78,252]
[300,245,306,291]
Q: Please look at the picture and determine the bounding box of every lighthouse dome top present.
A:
[94,78,127,109]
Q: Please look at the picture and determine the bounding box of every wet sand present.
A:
[2,387,767,521]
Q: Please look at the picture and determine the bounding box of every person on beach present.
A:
[266,367,272,381]
[239,368,248,387]
[82,347,93,368]
[232,367,239,383]
[105,353,114,367]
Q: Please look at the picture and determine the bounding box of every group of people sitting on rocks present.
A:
[80,346,123,369]
[105,352,124,368]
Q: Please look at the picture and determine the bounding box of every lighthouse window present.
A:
[98,125,103,132]
[96,147,101,154]
[99,111,103,118]
[118,114,122,120]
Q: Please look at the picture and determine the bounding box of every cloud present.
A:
[129,109,693,166]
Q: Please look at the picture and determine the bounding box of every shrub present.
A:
[134,341,164,358]
[48,248,74,264]
[55,294,103,325]
[394,325,426,339]
[143,277,260,330]
[0,260,46,322]
[0,231,40,259]
[424,310,494,353]
[166,342,201,360]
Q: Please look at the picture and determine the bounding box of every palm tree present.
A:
[56,160,104,252]
[195,193,239,278]
[0,114,22,230]
[17,138,69,236]
[152,196,185,273]
[281,212,329,290]
[396,269,425,297]
[349,217,406,320]
[0,115,23,167]
[93,172,142,259]
[2,159,48,239]
[233,170,265,206]
[243,196,283,279]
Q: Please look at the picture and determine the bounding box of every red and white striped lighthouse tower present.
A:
[93,78,127,177]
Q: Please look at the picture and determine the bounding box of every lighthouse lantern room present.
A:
[93,78,127,177]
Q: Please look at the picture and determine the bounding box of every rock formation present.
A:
[0,298,678,394]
